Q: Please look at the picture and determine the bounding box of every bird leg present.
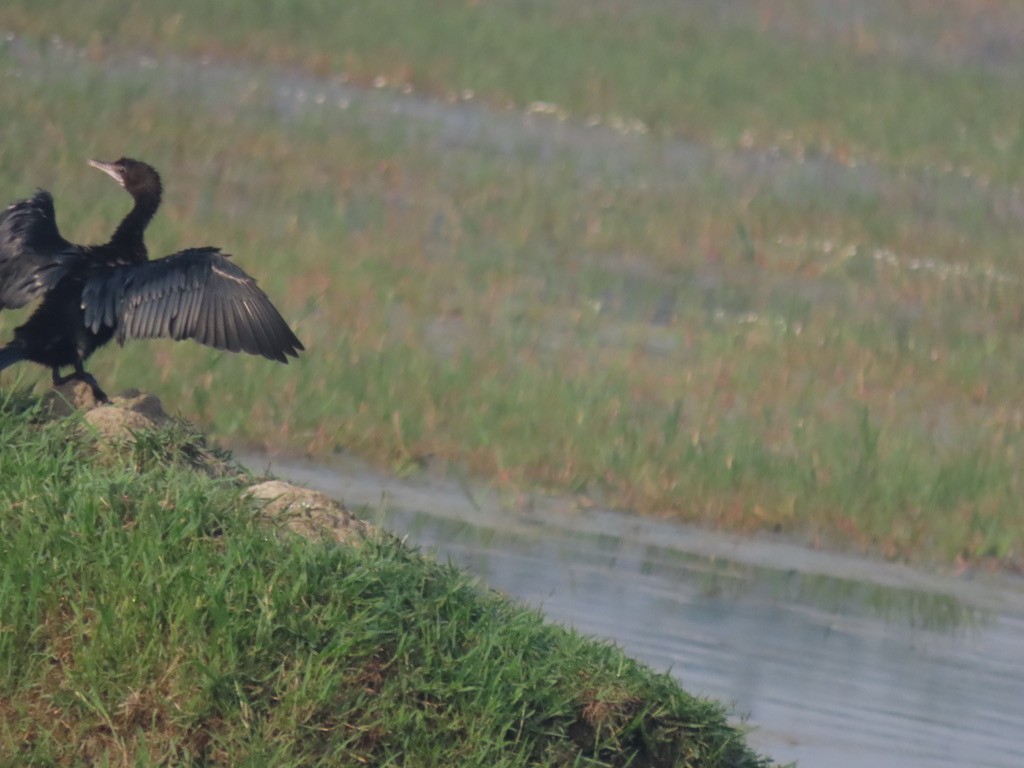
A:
[52,364,110,403]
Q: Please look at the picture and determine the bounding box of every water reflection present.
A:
[383,511,1022,768]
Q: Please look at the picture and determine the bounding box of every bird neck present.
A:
[108,189,161,262]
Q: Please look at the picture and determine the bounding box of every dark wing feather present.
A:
[0,190,80,309]
[81,247,304,362]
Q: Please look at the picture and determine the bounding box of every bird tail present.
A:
[0,344,25,373]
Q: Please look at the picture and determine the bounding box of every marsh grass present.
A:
[0,4,1023,568]
[0,397,770,767]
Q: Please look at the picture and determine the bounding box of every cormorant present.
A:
[0,158,303,401]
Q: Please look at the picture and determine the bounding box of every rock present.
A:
[41,380,106,418]
[83,405,160,440]
[43,383,172,440]
[110,389,172,424]
[83,389,172,440]
[248,480,375,546]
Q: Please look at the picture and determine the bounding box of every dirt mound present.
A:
[43,382,171,438]
[41,382,375,546]
[248,480,373,546]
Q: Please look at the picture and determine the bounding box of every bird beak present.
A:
[87,159,125,186]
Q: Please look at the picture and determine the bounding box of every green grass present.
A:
[0,393,770,767]
[0,4,1023,570]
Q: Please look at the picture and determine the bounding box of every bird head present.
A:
[87,157,163,200]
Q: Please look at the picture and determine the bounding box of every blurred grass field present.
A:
[1,1,1024,569]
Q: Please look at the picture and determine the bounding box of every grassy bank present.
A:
[0,391,770,767]
[0,3,1022,570]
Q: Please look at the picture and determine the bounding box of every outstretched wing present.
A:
[81,247,304,362]
[0,190,79,309]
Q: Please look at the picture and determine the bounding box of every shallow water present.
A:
[239,452,1024,768]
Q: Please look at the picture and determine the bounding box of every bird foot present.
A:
[52,371,109,404]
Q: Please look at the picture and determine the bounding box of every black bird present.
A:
[0,158,303,402]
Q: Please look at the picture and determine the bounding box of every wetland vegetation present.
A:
[1,1,1023,569]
